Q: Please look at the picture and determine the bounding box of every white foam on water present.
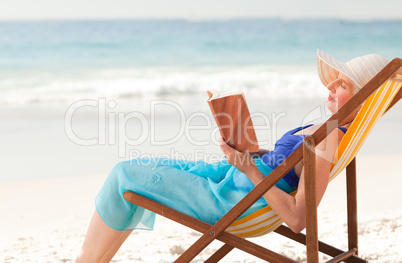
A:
[0,64,327,105]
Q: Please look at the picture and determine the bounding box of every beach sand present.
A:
[0,97,401,262]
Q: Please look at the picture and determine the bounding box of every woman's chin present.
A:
[325,101,337,114]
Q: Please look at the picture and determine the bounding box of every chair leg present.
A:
[204,244,234,263]
[346,158,358,253]
[303,137,319,263]
[274,225,367,263]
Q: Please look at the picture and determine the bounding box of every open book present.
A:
[207,90,259,153]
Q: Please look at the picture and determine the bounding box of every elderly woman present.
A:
[75,50,390,263]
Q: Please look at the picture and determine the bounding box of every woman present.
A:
[75,50,390,262]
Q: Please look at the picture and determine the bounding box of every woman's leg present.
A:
[75,210,132,263]
[76,158,231,261]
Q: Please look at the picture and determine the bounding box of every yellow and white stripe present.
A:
[227,75,402,238]
[226,192,296,238]
[330,76,402,181]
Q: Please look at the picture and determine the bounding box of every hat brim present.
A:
[317,49,361,89]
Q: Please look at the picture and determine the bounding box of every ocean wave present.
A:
[0,65,327,105]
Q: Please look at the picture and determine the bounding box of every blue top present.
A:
[261,125,347,189]
[337,126,347,134]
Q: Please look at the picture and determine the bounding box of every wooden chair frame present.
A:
[124,58,402,263]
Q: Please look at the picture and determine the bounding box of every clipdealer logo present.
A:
[64,98,288,158]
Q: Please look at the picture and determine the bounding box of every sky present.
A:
[1,0,401,21]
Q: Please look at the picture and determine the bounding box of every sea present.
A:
[1,19,402,105]
[1,19,402,182]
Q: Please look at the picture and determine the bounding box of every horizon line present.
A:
[0,17,401,23]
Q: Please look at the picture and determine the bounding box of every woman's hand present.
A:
[219,137,257,174]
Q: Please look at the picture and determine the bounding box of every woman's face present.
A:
[325,72,356,114]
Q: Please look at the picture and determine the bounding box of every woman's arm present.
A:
[219,129,343,233]
[248,153,332,233]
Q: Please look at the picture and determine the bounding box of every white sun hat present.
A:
[317,49,390,90]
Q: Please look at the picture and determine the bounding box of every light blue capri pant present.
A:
[95,157,294,231]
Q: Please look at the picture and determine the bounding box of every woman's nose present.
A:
[326,79,337,91]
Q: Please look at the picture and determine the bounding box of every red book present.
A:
[207,90,259,153]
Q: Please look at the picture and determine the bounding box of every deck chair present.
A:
[123,58,402,263]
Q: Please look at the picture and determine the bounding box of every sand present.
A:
[1,155,402,263]
[0,98,401,262]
